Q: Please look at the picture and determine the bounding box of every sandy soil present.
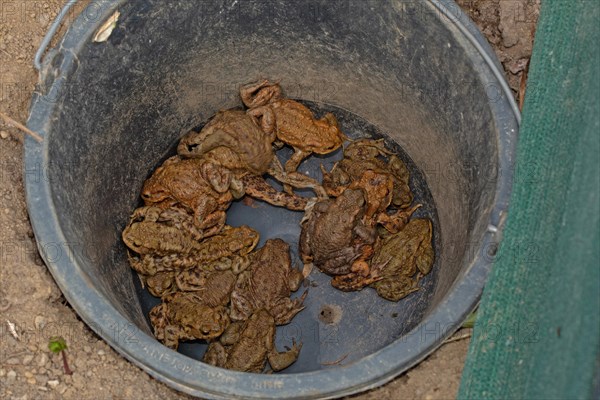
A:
[0,1,538,399]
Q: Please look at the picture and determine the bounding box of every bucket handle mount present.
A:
[34,0,78,71]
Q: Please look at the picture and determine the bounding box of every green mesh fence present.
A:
[458,1,600,399]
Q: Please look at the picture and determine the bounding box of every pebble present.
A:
[27,377,37,385]
[0,369,4,377]
[24,371,34,378]
[37,353,48,367]
[34,315,47,330]
[23,354,34,365]
[83,345,91,353]
[0,131,8,139]
[36,374,48,385]
[7,370,17,382]
[97,349,106,356]
[5,358,20,365]
[47,380,60,388]
[71,372,85,389]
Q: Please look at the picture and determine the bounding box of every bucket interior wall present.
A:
[45,1,497,359]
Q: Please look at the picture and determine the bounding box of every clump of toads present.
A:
[122,80,434,373]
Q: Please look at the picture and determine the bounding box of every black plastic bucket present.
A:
[25,1,519,398]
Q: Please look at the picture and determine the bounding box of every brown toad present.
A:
[322,139,413,210]
[178,109,275,176]
[125,222,259,275]
[178,109,328,204]
[240,80,345,192]
[149,269,237,348]
[123,206,210,256]
[140,271,176,298]
[203,309,301,372]
[141,156,234,231]
[369,218,434,301]
[230,239,306,325]
[299,189,379,290]
[149,291,230,350]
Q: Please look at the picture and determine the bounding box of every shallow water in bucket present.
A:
[131,100,441,373]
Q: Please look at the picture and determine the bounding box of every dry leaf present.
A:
[93,10,120,43]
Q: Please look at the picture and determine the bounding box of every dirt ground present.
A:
[0,1,538,399]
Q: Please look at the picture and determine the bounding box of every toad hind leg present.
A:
[377,203,422,234]
[240,174,309,211]
[270,291,308,325]
[268,340,302,372]
[269,159,328,200]
[283,149,313,195]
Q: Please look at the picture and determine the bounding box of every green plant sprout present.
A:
[48,336,73,375]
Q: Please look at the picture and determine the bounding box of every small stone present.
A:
[59,386,68,395]
[85,370,92,377]
[23,355,34,365]
[0,131,8,139]
[7,370,17,380]
[36,375,48,385]
[27,377,37,385]
[124,386,136,397]
[97,350,105,356]
[34,315,47,330]
[5,358,20,365]
[83,345,91,353]
[47,379,60,388]
[71,372,85,389]
[0,369,4,377]
[25,371,34,378]
[37,353,48,367]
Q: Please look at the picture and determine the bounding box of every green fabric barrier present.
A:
[458,1,599,399]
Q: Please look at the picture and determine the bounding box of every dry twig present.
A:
[0,111,43,143]
[321,353,349,366]
[443,331,473,345]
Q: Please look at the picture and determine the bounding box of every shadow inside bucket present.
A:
[131,101,441,373]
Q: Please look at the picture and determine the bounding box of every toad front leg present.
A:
[267,340,302,372]
[269,291,308,325]
[376,203,422,234]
